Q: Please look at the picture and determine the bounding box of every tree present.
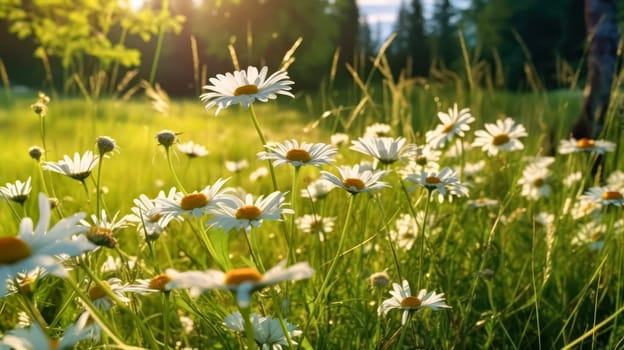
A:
[430,0,459,68]
[388,0,430,77]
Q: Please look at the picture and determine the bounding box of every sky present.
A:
[357,0,435,41]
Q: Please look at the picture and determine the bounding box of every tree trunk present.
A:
[571,0,619,140]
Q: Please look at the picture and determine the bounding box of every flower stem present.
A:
[244,229,266,273]
[247,104,278,191]
[287,167,301,265]
[95,153,104,217]
[165,148,187,194]
[417,190,432,287]
[239,306,257,350]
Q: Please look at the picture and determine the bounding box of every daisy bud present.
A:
[48,197,60,210]
[28,146,44,161]
[96,136,116,155]
[368,271,390,290]
[30,101,48,117]
[156,130,178,148]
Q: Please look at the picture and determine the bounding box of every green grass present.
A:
[0,82,623,350]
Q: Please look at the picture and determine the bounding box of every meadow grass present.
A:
[0,76,623,350]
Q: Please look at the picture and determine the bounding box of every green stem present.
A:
[245,229,266,273]
[149,0,169,85]
[248,104,278,191]
[395,312,413,349]
[240,306,257,350]
[80,180,90,204]
[39,116,48,156]
[288,167,301,265]
[96,153,104,217]
[163,292,171,348]
[165,148,187,193]
[417,190,432,288]
[375,196,402,281]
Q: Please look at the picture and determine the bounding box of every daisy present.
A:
[223,312,302,349]
[472,117,527,156]
[151,178,235,222]
[0,313,100,349]
[126,188,179,240]
[607,170,624,190]
[300,178,335,201]
[518,164,552,200]
[558,137,616,155]
[42,151,99,182]
[87,277,134,310]
[81,210,130,249]
[177,141,209,158]
[257,140,337,168]
[467,197,499,209]
[564,171,583,187]
[200,66,294,115]
[426,103,475,149]
[389,213,421,250]
[571,221,607,250]
[445,139,473,158]
[405,167,469,202]
[225,159,249,173]
[3,268,46,297]
[398,145,441,177]
[580,187,624,207]
[330,133,350,147]
[0,177,32,204]
[163,261,314,307]
[565,197,602,220]
[350,136,417,165]
[296,214,336,242]
[320,164,389,195]
[207,191,293,233]
[364,123,392,138]
[378,280,451,325]
[249,167,269,182]
[0,193,95,298]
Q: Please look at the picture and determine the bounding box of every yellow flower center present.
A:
[0,237,32,264]
[150,213,163,223]
[88,281,111,301]
[87,226,117,248]
[236,205,262,220]
[148,274,173,291]
[416,156,428,166]
[426,176,442,184]
[224,267,263,286]
[400,296,422,308]
[343,178,365,190]
[602,191,623,201]
[180,193,209,210]
[442,123,454,133]
[286,148,312,163]
[492,134,510,146]
[533,178,544,187]
[577,138,595,149]
[234,84,259,96]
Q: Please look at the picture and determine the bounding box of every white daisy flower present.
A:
[564,171,583,187]
[257,139,337,168]
[405,167,469,202]
[378,280,451,325]
[0,312,100,350]
[364,123,392,138]
[558,137,616,155]
[177,141,209,158]
[445,139,473,158]
[100,255,137,275]
[225,159,249,173]
[3,268,46,297]
[518,164,552,200]
[398,145,441,177]
[81,210,130,249]
[350,136,417,165]
[87,277,134,310]
[472,117,527,156]
[163,261,314,307]
[426,103,475,149]
[607,170,624,190]
[0,177,32,204]
[534,212,555,231]
[571,221,607,250]
[565,197,602,220]
[580,187,624,207]
[330,133,350,147]
[223,312,302,349]
[126,188,179,240]
[207,191,293,233]
[296,214,336,242]
[42,151,99,182]
[300,178,335,201]
[320,164,389,195]
[200,66,294,115]
[389,212,427,251]
[249,167,269,182]
[0,193,95,298]
[151,179,235,222]
[467,197,499,209]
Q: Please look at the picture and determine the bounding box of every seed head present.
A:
[28,146,44,161]
[368,271,390,290]
[156,130,179,148]
[96,136,117,155]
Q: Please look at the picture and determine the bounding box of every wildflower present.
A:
[388,212,438,250]
[320,165,389,195]
[0,194,95,297]
[300,178,335,201]
[81,211,130,249]
[558,137,616,155]
[177,141,209,158]
[156,130,179,148]
[368,271,390,290]
[607,170,624,190]
[378,280,451,325]
[533,212,555,230]
[257,140,337,168]
[249,167,269,182]
[0,313,99,349]
[28,146,44,162]
[581,187,624,207]
[398,145,441,177]
[330,133,350,147]
[225,159,249,173]
[96,136,117,155]
[126,188,179,240]
[426,104,475,149]
[30,92,49,117]
[100,255,137,275]
[565,197,602,220]
[208,191,293,233]
[3,268,46,297]
[87,278,133,310]
[571,221,608,250]
[224,312,302,349]
[364,123,392,138]
[296,214,336,241]
[151,179,235,221]
[0,177,32,204]
[472,117,527,156]
[564,171,583,187]
[200,66,294,115]
[42,151,99,182]
[164,261,314,306]
[350,136,417,165]
[445,139,473,158]
[467,197,499,209]
[518,164,552,200]
[405,167,469,202]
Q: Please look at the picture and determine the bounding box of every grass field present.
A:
[1,73,623,350]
